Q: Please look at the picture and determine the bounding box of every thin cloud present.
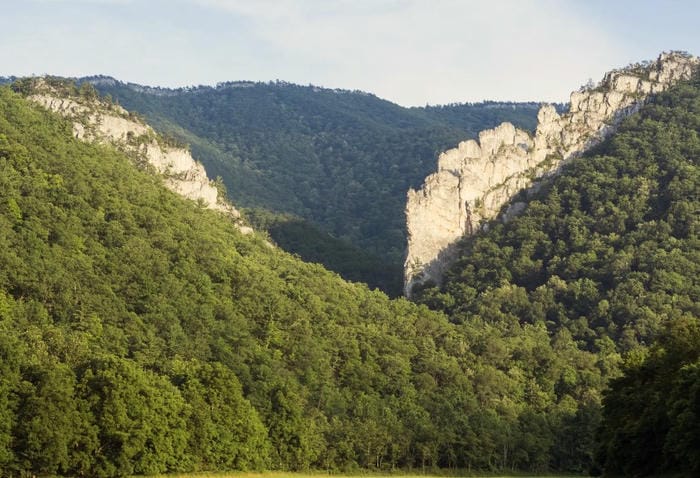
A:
[189,0,625,105]
[3,0,697,105]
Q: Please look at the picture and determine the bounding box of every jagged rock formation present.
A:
[26,79,251,231]
[405,51,700,296]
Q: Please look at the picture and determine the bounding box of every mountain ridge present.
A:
[405,51,700,296]
[80,74,554,108]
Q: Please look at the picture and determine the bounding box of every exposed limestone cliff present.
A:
[405,51,699,296]
[26,79,251,232]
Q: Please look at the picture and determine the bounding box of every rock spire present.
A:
[404,52,699,297]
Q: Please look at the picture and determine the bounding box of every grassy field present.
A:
[146,472,584,478]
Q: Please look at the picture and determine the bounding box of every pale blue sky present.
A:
[3,0,699,106]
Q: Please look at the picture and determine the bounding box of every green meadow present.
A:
[147,472,583,478]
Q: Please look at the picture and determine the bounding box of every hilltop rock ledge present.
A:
[26,79,252,233]
[404,51,699,297]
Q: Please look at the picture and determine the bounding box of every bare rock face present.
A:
[27,80,247,227]
[404,51,699,296]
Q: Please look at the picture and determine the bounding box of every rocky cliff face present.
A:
[27,79,250,231]
[405,52,699,296]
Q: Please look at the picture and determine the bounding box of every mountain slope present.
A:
[415,69,700,476]
[87,77,541,281]
[14,77,242,222]
[0,80,627,476]
[1,82,458,475]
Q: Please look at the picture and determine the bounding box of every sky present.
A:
[2,0,700,106]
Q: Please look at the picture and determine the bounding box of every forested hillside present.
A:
[415,73,700,477]
[0,83,591,477]
[0,70,697,477]
[87,77,541,293]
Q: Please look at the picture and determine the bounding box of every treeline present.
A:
[89,78,541,293]
[416,100,551,132]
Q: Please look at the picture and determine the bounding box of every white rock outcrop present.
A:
[28,81,246,226]
[404,52,699,296]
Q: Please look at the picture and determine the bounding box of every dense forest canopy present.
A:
[597,316,700,477]
[86,77,542,294]
[0,69,697,477]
